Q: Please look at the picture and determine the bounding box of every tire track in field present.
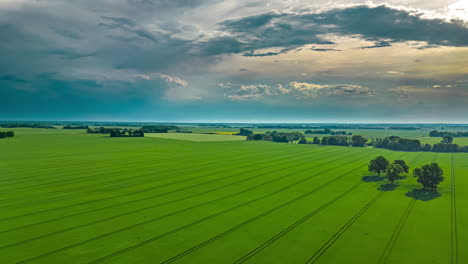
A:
[232,182,362,264]
[0,143,274,186]
[0,143,282,189]
[450,153,458,264]
[377,153,438,264]
[0,147,291,205]
[17,150,380,264]
[0,147,283,193]
[0,147,299,210]
[0,146,215,184]
[0,147,346,243]
[305,192,385,264]
[0,149,338,233]
[301,152,414,264]
[134,153,379,264]
[0,147,322,222]
[377,190,418,264]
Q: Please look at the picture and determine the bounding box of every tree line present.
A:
[0,123,55,129]
[247,131,303,143]
[301,135,368,147]
[63,125,89,129]
[87,127,116,134]
[369,156,444,190]
[304,128,351,135]
[110,129,144,137]
[0,131,15,138]
[141,125,180,133]
[373,136,468,152]
[429,130,468,137]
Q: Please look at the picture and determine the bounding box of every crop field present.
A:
[145,133,246,141]
[0,129,466,263]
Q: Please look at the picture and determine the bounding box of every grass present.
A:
[0,129,466,263]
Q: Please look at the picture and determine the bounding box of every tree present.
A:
[394,160,409,173]
[312,137,320,144]
[413,163,444,190]
[351,135,368,147]
[298,138,308,144]
[441,135,454,144]
[237,128,253,136]
[368,156,390,176]
[386,163,403,184]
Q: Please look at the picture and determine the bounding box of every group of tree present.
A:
[304,129,351,135]
[87,127,116,134]
[110,129,144,137]
[432,143,468,152]
[247,131,303,143]
[305,135,368,147]
[141,125,180,133]
[0,131,15,138]
[369,156,410,184]
[236,128,253,136]
[368,156,444,190]
[429,130,468,137]
[372,136,430,151]
[413,163,444,190]
[63,125,89,129]
[0,123,55,129]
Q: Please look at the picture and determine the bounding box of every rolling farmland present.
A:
[0,129,466,263]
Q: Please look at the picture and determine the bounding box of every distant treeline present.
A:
[0,131,15,138]
[304,129,351,135]
[63,125,89,129]
[373,136,431,151]
[141,125,180,133]
[256,125,384,129]
[373,136,468,152]
[301,135,368,147]
[429,130,468,137]
[388,127,420,130]
[87,127,116,134]
[110,129,144,137]
[247,131,303,143]
[0,123,55,129]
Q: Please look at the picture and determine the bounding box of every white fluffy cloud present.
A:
[225,82,373,100]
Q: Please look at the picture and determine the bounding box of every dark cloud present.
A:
[212,5,468,56]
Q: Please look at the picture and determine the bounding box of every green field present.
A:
[145,133,246,141]
[0,129,465,263]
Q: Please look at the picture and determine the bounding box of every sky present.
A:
[1,0,468,123]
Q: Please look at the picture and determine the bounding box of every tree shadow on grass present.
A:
[378,183,399,191]
[362,175,385,182]
[405,188,441,201]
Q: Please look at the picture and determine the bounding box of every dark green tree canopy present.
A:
[368,156,390,176]
[413,163,444,190]
[394,160,409,173]
[386,163,403,184]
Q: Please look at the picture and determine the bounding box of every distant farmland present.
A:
[0,129,465,263]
